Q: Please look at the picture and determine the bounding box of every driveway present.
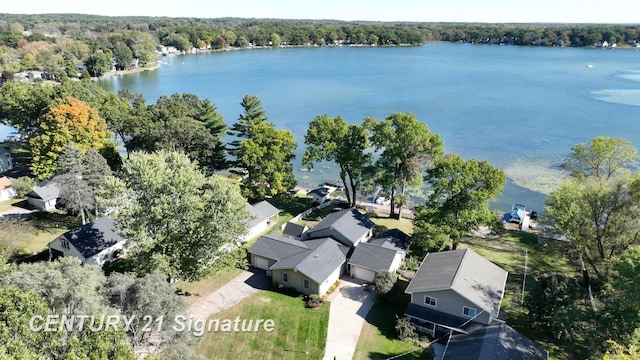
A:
[187,268,270,320]
[323,278,376,360]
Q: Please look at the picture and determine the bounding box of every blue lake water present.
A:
[97,43,640,213]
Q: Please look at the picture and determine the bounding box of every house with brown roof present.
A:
[0,176,15,201]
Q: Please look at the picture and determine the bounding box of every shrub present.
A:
[306,293,323,308]
[395,317,418,343]
[11,176,35,197]
[374,271,397,295]
[402,256,420,271]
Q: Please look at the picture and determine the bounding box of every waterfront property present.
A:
[26,182,60,211]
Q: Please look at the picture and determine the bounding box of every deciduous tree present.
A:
[97,151,250,281]
[366,113,443,218]
[303,115,372,207]
[413,154,505,253]
[29,96,111,179]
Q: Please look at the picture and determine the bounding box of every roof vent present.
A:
[314,254,319,258]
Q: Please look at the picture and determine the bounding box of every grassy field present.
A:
[196,290,329,360]
[174,268,244,306]
[0,197,25,213]
[368,212,414,235]
[1,211,80,259]
[354,281,433,360]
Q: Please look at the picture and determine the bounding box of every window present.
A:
[61,240,70,250]
[282,273,289,283]
[463,306,476,318]
[303,279,309,289]
[424,296,437,307]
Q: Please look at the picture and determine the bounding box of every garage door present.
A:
[354,267,376,282]
[253,256,270,270]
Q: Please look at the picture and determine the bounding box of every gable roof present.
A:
[249,234,309,261]
[444,323,548,360]
[368,229,410,252]
[306,208,374,246]
[57,217,125,258]
[348,242,398,272]
[270,238,345,284]
[26,182,60,201]
[308,186,335,198]
[282,222,308,238]
[247,200,280,228]
[249,235,345,284]
[405,249,507,317]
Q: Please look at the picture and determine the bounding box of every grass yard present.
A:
[174,268,244,306]
[367,212,414,235]
[354,281,433,360]
[196,290,329,360]
[1,211,80,259]
[0,197,26,213]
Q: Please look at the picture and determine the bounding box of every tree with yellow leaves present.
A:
[30,96,111,179]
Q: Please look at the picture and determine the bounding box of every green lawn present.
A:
[196,290,329,360]
[354,281,433,360]
[1,211,80,258]
[0,197,25,213]
[368,212,414,236]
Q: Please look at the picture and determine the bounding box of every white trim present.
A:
[282,272,289,283]
[462,306,477,318]
[424,295,437,307]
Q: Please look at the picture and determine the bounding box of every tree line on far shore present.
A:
[1,14,639,79]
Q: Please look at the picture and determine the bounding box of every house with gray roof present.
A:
[26,181,60,211]
[244,200,280,242]
[305,208,374,247]
[443,323,548,360]
[348,242,403,282]
[48,217,126,266]
[307,186,336,204]
[404,249,547,359]
[282,222,308,239]
[367,229,411,255]
[249,234,346,295]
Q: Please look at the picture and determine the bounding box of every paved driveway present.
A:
[187,268,270,320]
[323,278,376,360]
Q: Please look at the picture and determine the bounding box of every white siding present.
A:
[389,252,403,272]
[318,265,343,295]
[353,266,376,282]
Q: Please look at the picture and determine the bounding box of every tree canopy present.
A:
[29,96,111,179]
[229,95,297,200]
[545,137,640,283]
[303,115,372,207]
[97,151,250,281]
[413,154,505,253]
[366,112,443,218]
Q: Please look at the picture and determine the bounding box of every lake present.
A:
[96,43,640,213]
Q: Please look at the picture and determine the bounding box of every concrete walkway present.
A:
[323,278,376,360]
[187,269,270,320]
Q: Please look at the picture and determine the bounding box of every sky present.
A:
[2,0,639,24]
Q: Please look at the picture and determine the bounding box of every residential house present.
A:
[404,249,547,359]
[282,222,308,239]
[304,208,374,247]
[443,323,548,360]
[249,234,346,295]
[26,182,60,211]
[48,217,126,266]
[244,200,280,242]
[0,148,12,173]
[367,229,410,256]
[307,186,336,204]
[0,176,15,201]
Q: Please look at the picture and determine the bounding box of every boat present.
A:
[509,203,526,224]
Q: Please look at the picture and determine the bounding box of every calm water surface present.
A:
[98,44,640,212]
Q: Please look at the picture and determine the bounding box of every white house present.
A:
[26,182,60,211]
[48,217,126,266]
[244,200,280,242]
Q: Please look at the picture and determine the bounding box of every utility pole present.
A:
[521,249,528,306]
